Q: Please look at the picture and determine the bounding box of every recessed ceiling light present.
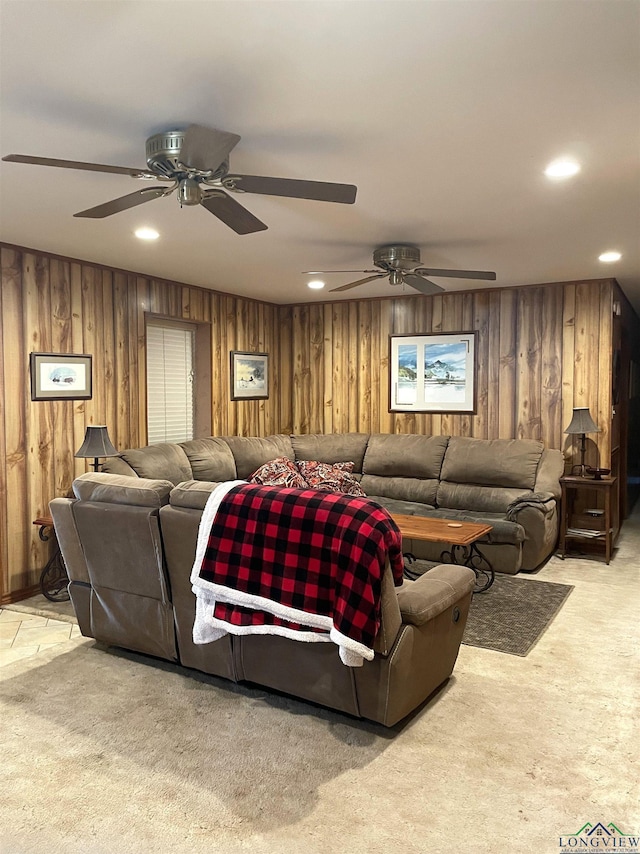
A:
[599,251,622,263]
[135,227,159,241]
[544,158,581,179]
[308,279,325,290]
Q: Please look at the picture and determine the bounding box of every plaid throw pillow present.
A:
[296,460,366,497]
[249,457,308,489]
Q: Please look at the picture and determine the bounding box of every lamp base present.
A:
[570,463,589,478]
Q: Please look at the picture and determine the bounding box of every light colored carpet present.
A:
[2,513,639,853]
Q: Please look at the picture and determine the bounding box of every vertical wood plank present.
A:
[473,292,490,439]
[499,289,517,439]
[540,284,563,450]
[50,259,74,497]
[1,248,28,595]
[597,283,613,468]
[25,253,54,582]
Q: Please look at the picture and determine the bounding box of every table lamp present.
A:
[75,425,118,471]
[564,407,600,477]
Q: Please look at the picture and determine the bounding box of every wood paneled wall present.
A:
[0,245,281,601]
[0,240,618,601]
[280,280,615,465]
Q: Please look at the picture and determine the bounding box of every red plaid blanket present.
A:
[191,482,404,665]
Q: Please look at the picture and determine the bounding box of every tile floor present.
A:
[0,609,82,668]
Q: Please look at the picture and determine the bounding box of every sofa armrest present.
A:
[505,492,556,521]
[396,564,475,626]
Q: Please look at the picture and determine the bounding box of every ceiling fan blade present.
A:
[179,125,241,173]
[229,174,357,204]
[73,187,168,218]
[404,275,445,296]
[303,269,379,274]
[414,267,496,281]
[330,274,385,292]
[2,153,151,177]
[201,191,267,235]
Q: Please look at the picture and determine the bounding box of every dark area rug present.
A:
[462,574,574,656]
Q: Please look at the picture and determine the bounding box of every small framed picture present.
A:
[30,353,93,401]
[230,351,269,400]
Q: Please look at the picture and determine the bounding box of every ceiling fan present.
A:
[305,244,496,295]
[2,124,357,235]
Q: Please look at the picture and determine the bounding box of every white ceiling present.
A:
[1,1,639,311]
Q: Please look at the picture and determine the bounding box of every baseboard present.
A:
[1,583,41,606]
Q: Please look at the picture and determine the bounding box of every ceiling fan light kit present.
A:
[2,124,357,235]
[305,244,496,296]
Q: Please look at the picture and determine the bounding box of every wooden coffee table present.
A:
[391,514,495,593]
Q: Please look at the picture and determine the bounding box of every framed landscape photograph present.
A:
[389,332,477,413]
[30,352,93,401]
[230,351,269,400]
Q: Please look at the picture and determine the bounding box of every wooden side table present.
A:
[33,515,70,601]
[558,476,617,564]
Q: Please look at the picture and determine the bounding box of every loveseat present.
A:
[49,432,563,726]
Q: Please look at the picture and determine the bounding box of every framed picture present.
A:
[230,351,269,400]
[389,332,477,413]
[30,352,93,401]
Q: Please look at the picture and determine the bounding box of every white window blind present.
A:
[146,324,195,444]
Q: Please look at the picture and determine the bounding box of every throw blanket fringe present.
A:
[191,481,403,667]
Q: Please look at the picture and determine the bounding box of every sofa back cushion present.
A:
[291,433,370,473]
[437,436,544,512]
[359,434,449,506]
[72,472,174,507]
[440,436,543,489]
[223,434,295,480]
[169,480,219,510]
[119,443,192,485]
[180,437,237,482]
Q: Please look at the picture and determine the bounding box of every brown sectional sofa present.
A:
[102,432,564,575]
[49,432,563,727]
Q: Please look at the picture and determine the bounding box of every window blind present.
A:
[146,324,195,444]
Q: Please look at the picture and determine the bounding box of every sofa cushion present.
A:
[418,508,525,545]
[362,433,449,479]
[223,435,295,480]
[359,434,449,506]
[291,433,369,473]
[295,460,367,496]
[180,437,237,482]
[359,474,439,507]
[250,457,308,489]
[169,480,219,510]
[119,443,192,485]
[436,482,533,514]
[366,496,437,516]
[73,472,174,507]
[365,497,524,545]
[440,436,543,490]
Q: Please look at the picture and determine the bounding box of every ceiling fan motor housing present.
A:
[145,130,186,177]
[374,244,421,271]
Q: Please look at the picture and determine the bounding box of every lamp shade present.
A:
[75,425,118,460]
[564,407,600,435]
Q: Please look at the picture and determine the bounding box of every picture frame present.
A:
[389,332,477,413]
[30,352,93,401]
[230,350,269,400]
